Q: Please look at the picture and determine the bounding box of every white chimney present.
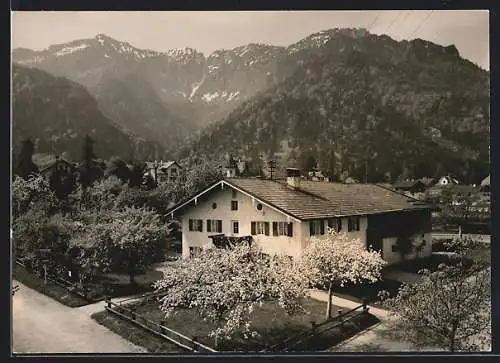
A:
[286,168,301,189]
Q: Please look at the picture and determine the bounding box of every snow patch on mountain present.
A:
[189,74,206,101]
[227,91,240,102]
[55,44,90,56]
[202,91,220,103]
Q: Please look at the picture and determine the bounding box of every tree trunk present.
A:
[326,280,333,320]
[129,269,135,284]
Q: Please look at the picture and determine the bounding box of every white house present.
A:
[167,169,434,265]
[436,175,460,186]
[145,160,183,185]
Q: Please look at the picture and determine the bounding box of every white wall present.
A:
[382,232,433,265]
[180,185,303,259]
[303,216,368,245]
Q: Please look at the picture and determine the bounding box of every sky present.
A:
[11,10,489,70]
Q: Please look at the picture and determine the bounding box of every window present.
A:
[310,220,325,236]
[232,189,238,199]
[207,219,222,233]
[189,246,202,257]
[212,203,217,209]
[347,216,360,232]
[327,218,342,232]
[188,219,203,232]
[392,244,398,252]
[273,222,293,237]
[251,221,270,236]
[256,203,263,210]
[232,220,239,234]
[231,200,238,210]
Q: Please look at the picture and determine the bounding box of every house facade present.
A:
[167,171,433,265]
[145,160,183,185]
[39,157,77,180]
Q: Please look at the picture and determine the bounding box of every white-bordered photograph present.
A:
[11,9,491,354]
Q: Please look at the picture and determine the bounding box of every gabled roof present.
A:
[167,178,431,221]
[481,175,490,187]
[39,158,76,173]
[392,180,426,189]
[145,160,181,171]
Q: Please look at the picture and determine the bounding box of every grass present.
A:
[13,264,90,308]
[92,297,379,352]
[13,261,164,307]
[332,279,403,308]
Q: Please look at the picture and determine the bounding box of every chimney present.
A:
[286,168,301,189]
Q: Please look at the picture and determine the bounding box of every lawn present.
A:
[332,279,403,308]
[13,261,164,307]
[92,297,379,352]
[13,264,90,308]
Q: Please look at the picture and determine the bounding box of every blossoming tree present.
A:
[154,242,307,349]
[300,229,386,320]
[379,265,491,352]
[70,206,169,283]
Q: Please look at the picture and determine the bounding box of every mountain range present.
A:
[12,28,490,183]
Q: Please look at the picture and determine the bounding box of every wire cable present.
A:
[367,11,382,31]
[407,10,434,39]
[384,10,405,34]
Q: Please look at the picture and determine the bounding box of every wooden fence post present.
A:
[337,309,343,327]
[310,320,317,334]
[192,336,198,352]
[362,298,369,313]
[105,296,111,309]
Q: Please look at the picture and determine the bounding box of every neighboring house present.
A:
[38,156,77,180]
[167,169,433,265]
[436,175,460,186]
[145,160,183,185]
[306,169,330,182]
[480,175,490,193]
[343,177,359,184]
[392,180,427,194]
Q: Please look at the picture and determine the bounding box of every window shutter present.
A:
[264,222,270,236]
[217,220,222,233]
[199,220,203,232]
[251,222,256,235]
[287,223,293,237]
[338,218,342,232]
[207,220,211,233]
[273,222,278,236]
[320,220,325,235]
[189,219,193,231]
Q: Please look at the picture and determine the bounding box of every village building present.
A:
[305,169,330,182]
[392,180,427,194]
[37,156,77,180]
[435,175,460,186]
[167,168,434,265]
[144,160,183,185]
[480,175,490,193]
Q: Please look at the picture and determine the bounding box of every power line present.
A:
[407,10,434,39]
[400,9,414,24]
[384,10,405,34]
[367,11,382,31]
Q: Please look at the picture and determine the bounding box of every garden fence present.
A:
[104,297,217,353]
[260,302,369,352]
[15,258,102,302]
